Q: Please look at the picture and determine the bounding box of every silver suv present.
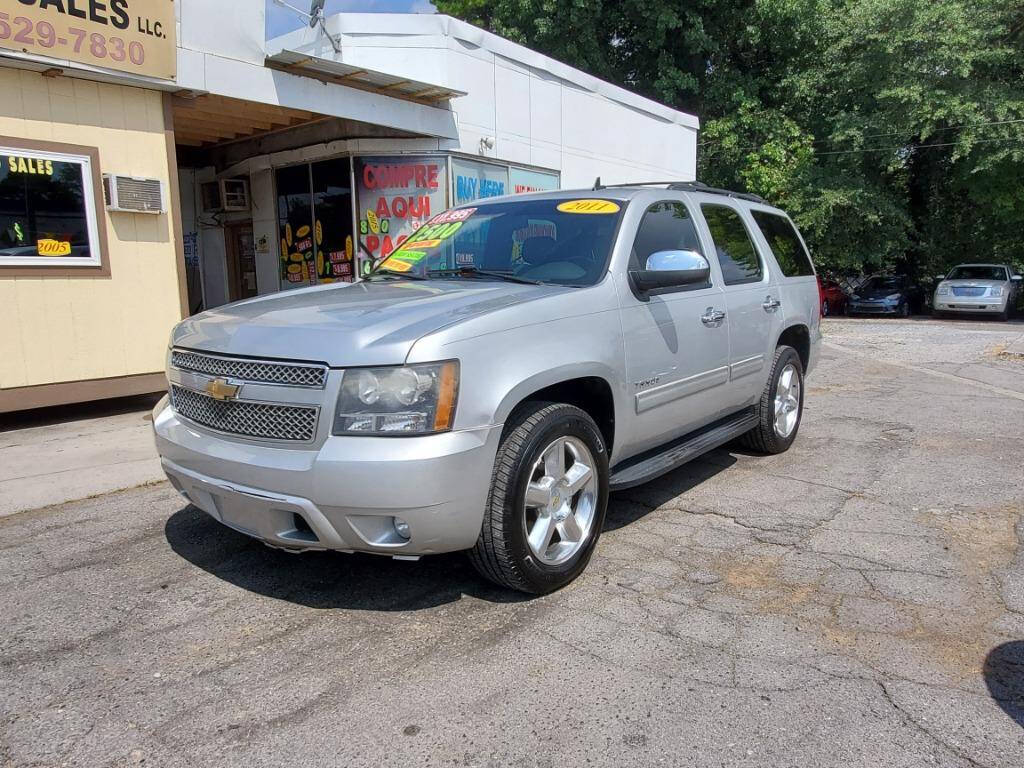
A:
[153,183,822,593]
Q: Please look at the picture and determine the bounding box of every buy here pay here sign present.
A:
[0,1,176,81]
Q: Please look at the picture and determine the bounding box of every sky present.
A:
[266,0,436,38]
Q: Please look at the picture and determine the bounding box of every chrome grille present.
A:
[171,349,327,388]
[170,385,319,442]
[952,286,986,297]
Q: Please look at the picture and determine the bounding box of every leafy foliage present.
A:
[435,0,1024,277]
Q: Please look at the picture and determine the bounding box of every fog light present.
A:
[393,517,411,540]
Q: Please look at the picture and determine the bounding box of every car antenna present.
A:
[592,176,603,190]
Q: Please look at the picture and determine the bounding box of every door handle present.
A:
[762,296,781,312]
[701,307,726,326]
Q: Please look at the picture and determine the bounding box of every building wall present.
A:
[0,69,182,391]
[273,14,699,185]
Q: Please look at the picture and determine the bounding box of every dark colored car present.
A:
[847,275,922,317]
[817,277,847,317]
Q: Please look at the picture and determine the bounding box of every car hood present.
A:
[942,279,1006,288]
[171,279,572,366]
[855,287,906,299]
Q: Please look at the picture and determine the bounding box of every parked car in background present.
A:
[817,277,848,316]
[847,275,922,317]
[933,264,1021,321]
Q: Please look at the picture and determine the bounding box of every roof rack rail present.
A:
[666,181,766,204]
[591,178,766,204]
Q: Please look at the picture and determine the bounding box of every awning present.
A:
[265,49,466,106]
[171,94,324,147]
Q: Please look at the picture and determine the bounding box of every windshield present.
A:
[862,276,904,292]
[372,197,625,286]
[946,265,1007,281]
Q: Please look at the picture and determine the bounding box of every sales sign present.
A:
[0,0,176,82]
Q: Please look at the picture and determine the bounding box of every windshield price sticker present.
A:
[429,208,476,225]
[556,199,621,214]
[379,257,414,272]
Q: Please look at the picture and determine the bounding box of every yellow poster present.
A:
[0,1,176,81]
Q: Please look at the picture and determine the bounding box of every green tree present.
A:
[435,0,1024,278]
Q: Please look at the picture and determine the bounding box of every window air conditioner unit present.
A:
[201,179,250,212]
[102,174,165,214]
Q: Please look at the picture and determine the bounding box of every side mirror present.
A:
[1011,275,1022,282]
[935,274,947,282]
[630,249,710,293]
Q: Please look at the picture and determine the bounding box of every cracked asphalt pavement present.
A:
[2,317,1023,767]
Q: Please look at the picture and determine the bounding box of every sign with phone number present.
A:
[0,0,175,82]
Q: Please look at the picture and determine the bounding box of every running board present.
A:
[609,407,758,491]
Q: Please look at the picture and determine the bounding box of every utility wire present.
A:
[698,117,1024,150]
[814,135,1024,156]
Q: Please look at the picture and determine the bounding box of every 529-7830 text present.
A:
[0,12,147,65]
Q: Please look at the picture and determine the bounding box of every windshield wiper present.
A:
[426,267,542,285]
[365,269,428,281]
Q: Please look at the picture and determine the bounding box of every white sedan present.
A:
[933,263,1021,321]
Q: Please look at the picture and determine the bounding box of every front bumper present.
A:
[848,301,901,314]
[153,398,502,556]
[934,297,1007,314]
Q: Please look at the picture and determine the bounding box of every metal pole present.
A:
[349,155,360,282]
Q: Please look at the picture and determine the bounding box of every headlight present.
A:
[990,285,1004,297]
[937,283,950,295]
[333,361,459,435]
[885,293,901,301]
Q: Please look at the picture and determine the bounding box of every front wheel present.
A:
[469,402,609,594]
[821,299,830,317]
[740,345,805,454]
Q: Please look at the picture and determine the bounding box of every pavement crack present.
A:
[877,682,993,768]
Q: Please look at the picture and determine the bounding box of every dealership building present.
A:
[0,0,699,412]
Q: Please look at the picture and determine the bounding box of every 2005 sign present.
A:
[0,12,145,65]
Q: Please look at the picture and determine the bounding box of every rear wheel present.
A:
[469,402,609,594]
[821,299,830,317]
[740,345,805,455]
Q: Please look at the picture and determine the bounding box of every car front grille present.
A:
[952,286,986,297]
[171,349,327,388]
[170,385,319,442]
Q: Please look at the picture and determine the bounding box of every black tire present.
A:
[821,300,830,317]
[469,402,609,594]
[1000,306,1011,321]
[899,302,911,318]
[740,345,805,455]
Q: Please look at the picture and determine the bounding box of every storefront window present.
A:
[276,158,354,289]
[355,155,447,276]
[509,167,560,195]
[0,146,101,268]
[312,158,354,282]
[276,164,315,289]
[451,158,509,206]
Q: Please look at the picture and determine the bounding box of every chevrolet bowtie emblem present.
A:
[205,377,240,401]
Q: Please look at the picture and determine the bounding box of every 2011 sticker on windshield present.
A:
[556,199,621,214]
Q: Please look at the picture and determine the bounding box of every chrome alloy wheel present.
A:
[523,436,598,566]
[773,363,801,438]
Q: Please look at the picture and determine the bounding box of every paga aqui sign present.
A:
[0,0,176,81]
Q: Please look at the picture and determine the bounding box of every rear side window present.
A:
[701,204,762,285]
[751,211,814,277]
[630,201,703,269]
